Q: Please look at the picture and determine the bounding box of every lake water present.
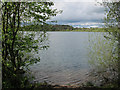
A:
[29,32,103,86]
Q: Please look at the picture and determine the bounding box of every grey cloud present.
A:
[50,2,105,27]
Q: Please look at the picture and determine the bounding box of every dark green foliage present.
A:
[1,2,59,88]
[21,24,74,31]
[50,24,74,31]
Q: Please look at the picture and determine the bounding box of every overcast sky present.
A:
[49,0,105,28]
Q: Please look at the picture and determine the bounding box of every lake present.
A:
[29,32,103,86]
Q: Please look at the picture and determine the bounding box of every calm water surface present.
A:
[29,32,102,86]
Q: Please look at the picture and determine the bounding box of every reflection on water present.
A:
[29,32,102,86]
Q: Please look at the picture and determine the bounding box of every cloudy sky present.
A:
[49,0,106,28]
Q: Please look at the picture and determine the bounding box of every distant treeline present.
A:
[21,24,74,31]
[21,24,111,32]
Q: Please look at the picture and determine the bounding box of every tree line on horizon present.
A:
[21,24,109,32]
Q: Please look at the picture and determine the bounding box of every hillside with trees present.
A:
[22,24,74,31]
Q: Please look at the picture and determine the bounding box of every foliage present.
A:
[87,1,120,87]
[88,33,116,68]
[102,1,120,86]
[50,24,73,31]
[21,24,114,32]
[1,2,59,88]
[88,33,118,84]
[21,24,73,31]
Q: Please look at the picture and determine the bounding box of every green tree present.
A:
[102,1,120,87]
[88,33,118,86]
[88,1,120,87]
[1,2,60,88]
